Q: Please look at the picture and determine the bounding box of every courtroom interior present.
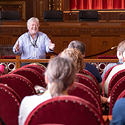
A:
[0,0,125,125]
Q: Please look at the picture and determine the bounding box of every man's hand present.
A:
[49,40,55,51]
[15,41,19,52]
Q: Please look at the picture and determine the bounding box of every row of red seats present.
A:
[102,66,125,115]
[0,63,113,125]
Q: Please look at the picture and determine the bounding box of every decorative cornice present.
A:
[1,26,125,35]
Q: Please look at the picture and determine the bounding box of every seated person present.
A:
[18,56,76,125]
[101,40,124,79]
[60,48,109,104]
[60,48,85,72]
[104,48,125,95]
[110,98,125,125]
[68,40,102,91]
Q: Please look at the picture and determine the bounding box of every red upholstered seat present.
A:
[2,55,16,59]
[79,69,98,86]
[68,82,102,114]
[31,63,46,70]
[109,76,125,115]
[21,64,45,81]
[117,90,125,99]
[97,55,118,59]
[10,68,46,88]
[107,69,125,97]
[75,73,100,100]
[0,74,36,100]
[102,65,116,96]
[24,95,105,125]
[0,83,21,125]
[103,66,116,83]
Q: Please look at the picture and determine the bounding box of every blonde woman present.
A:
[60,48,85,72]
[60,48,109,104]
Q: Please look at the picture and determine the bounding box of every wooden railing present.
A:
[0,56,118,73]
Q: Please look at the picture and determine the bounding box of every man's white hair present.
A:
[27,17,39,30]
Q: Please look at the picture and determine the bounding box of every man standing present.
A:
[13,17,55,66]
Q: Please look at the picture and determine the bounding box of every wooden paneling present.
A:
[90,36,119,56]
[1,21,125,58]
[51,36,82,54]
[0,0,49,20]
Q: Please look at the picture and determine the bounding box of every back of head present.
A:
[46,56,76,97]
[68,40,86,55]
[117,40,125,58]
[60,48,85,72]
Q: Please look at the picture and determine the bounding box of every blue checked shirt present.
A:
[13,32,53,59]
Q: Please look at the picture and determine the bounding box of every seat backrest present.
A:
[109,76,125,115]
[0,10,20,20]
[24,95,105,125]
[79,10,98,21]
[97,55,118,59]
[75,73,100,100]
[103,65,116,83]
[33,63,46,70]
[108,69,125,97]
[2,55,16,59]
[79,69,98,86]
[102,65,116,96]
[0,83,21,125]
[10,68,46,88]
[43,10,64,21]
[0,74,36,100]
[68,82,102,114]
[21,64,45,81]
[117,90,125,99]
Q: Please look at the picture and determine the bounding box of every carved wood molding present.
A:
[1,26,125,36]
[39,0,44,20]
[0,1,26,20]
[1,27,27,35]
[40,27,125,36]
[48,0,63,10]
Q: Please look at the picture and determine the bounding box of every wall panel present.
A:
[1,21,125,58]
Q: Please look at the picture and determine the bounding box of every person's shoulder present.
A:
[85,62,96,68]
[106,63,117,67]
[116,98,125,105]
[113,98,125,113]
[38,31,47,36]
[19,32,28,38]
[104,63,117,71]
[22,95,39,103]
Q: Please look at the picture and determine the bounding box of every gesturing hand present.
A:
[15,41,19,52]
[49,40,55,51]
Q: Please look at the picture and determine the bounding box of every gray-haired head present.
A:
[45,56,76,97]
[27,17,39,30]
[68,40,86,55]
[117,40,125,55]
